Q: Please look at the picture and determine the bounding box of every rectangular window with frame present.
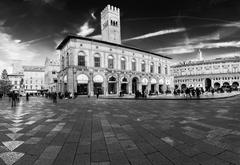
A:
[78,56,85,66]
[94,57,101,67]
[132,62,136,71]
[108,59,114,69]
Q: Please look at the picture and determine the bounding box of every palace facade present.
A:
[57,5,173,96]
[171,56,240,90]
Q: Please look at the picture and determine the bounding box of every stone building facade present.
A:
[57,5,173,96]
[44,57,60,92]
[171,56,240,90]
[23,66,45,94]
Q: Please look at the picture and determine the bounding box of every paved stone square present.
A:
[0,96,240,165]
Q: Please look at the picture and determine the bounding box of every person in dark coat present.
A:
[26,93,29,101]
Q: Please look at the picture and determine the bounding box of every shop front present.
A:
[93,75,104,95]
[77,74,89,95]
[141,78,148,94]
[108,76,117,94]
[120,77,128,94]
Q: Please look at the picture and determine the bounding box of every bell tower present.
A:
[101,5,121,44]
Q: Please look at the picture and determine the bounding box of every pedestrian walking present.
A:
[26,93,29,101]
[96,88,100,99]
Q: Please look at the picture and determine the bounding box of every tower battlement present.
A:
[101,4,121,44]
[101,5,120,16]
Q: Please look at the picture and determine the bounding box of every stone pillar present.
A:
[128,80,132,95]
[89,73,94,96]
[67,69,74,94]
[104,79,108,96]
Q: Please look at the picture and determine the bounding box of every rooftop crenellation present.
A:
[101,4,120,15]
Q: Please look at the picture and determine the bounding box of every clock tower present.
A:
[101,5,121,44]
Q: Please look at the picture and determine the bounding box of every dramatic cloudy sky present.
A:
[1,0,240,72]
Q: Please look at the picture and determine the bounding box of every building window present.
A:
[66,53,69,66]
[78,55,85,66]
[108,55,114,69]
[141,61,146,72]
[30,85,32,89]
[62,56,64,69]
[26,85,28,89]
[132,58,136,71]
[158,64,161,74]
[121,57,126,70]
[165,65,168,75]
[14,81,17,85]
[150,62,154,73]
[94,54,101,67]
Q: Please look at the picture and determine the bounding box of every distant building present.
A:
[57,5,173,96]
[171,56,240,91]
[23,66,45,94]
[7,73,24,92]
[44,57,60,92]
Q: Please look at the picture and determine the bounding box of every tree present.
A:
[0,69,12,95]
[1,69,8,80]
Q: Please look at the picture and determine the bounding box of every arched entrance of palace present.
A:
[132,77,138,94]
[120,77,128,94]
[141,78,148,94]
[181,84,187,90]
[93,75,104,95]
[205,78,212,91]
[77,74,89,95]
[223,82,230,87]
[108,76,117,94]
[214,82,220,89]
[232,82,239,90]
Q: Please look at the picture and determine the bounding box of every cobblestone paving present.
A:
[0,96,240,165]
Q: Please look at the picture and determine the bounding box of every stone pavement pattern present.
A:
[0,96,240,165]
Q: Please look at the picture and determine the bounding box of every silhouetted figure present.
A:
[96,88,100,99]
[26,93,29,101]
[11,91,16,107]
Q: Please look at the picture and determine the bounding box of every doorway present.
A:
[77,84,88,95]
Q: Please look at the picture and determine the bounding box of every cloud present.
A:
[123,28,186,41]
[89,34,102,40]
[91,12,97,20]
[155,41,240,55]
[187,32,220,44]
[77,22,95,37]
[0,28,39,72]
[22,35,51,45]
[221,21,240,28]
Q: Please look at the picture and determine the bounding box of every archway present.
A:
[232,82,239,90]
[121,77,128,94]
[223,82,230,87]
[141,78,148,94]
[132,77,139,94]
[93,75,104,95]
[77,74,89,95]
[214,82,220,89]
[108,76,117,94]
[205,78,212,91]
[181,84,187,90]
